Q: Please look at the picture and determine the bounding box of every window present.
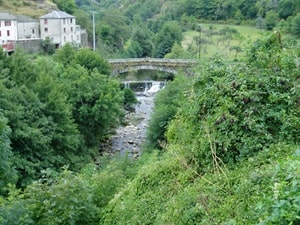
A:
[63,19,66,24]
[0,31,1,37]
[64,36,66,41]
[32,29,35,34]
[71,35,73,40]
[64,27,66,33]
[44,19,48,24]
[71,27,73,32]
[70,18,73,24]
[5,21,11,26]
[7,30,10,36]
[44,27,48,33]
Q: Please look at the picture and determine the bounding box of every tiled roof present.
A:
[40,10,75,19]
[16,15,37,23]
[0,12,17,20]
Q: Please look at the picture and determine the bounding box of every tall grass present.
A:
[182,24,266,60]
[0,0,51,18]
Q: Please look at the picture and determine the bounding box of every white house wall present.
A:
[61,18,77,46]
[17,22,40,39]
[0,19,18,44]
[40,17,78,47]
[0,11,86,48]
[40,19,61,45]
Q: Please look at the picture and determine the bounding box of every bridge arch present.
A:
[108,58,197,75]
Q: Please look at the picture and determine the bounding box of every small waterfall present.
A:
[111,80,167,156]
[122,80,166,94]
[147,81,162,93]
[124,81,130,89]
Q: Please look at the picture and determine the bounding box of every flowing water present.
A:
[109,82,164,157]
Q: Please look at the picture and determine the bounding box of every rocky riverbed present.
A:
[108,93,156,157]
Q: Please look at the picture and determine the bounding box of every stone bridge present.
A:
[108,58,197,75]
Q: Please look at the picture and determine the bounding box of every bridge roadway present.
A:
[108,58,197,75]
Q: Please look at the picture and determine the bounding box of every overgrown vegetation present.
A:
[146,75,190,149]
[73,0,300,58]
[3,0,300,58]
[167,33,299,170]
[1,30,299,224]
[0,0,299,224]
[0,46,136,187]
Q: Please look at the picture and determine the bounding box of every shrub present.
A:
[291,13,300,37]
[146,75,190,149]
[167,33,299,170]
[258,149,300,224]
[123,88,138,111]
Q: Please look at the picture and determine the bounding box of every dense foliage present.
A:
[2,0,300,57]
[0,46,130,187]
[0,0,299,224]
[146,75,190,149]
[167,33,299,170]
[69,0,300,57]
[0,113,17,194]
[1,30,299,224]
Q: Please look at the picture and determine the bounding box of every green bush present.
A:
[0,113,17,193]
[146,75,190,149]
[291,13,300,37]
[258,149,300,224]
[0,50,125,187]
[123,88,138,110]
[167,33,299,169]
[102,152,194,224]
[0,154,141,225]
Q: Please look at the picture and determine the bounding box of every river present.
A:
[108,82,163,157]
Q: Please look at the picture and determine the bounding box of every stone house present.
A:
[16,15,40,40]
[0,12,18,45]
[40,10,81,48]
[0,10,86,53]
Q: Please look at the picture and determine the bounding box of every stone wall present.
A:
[16,39,42,53]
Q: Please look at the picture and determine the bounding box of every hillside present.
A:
[0,0,299,224]
[0,0,56,18]
[0,32,299,224]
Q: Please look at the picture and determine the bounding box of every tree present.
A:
[291,13,300,37]
[62,65,124,147]
[41,38,55,55]
[74,10,93,43]
[256,16,266,29]
[123,88,138,111]
[53,0,76,14]
[96,9,130,52]
[265,10,279,30]
[146,75,190,149]
[0,52,85,187]
[165,42,188,59]
[167,33,299,169]
[74,48,111,75]
[126,40,143,58]
[5,50,38,86]
[154,21,183,58]
[279,0,296,19]
[183,0,218,20]
[237,0,258,19]
[128,25,154,58]
[54,43,76,66]
[0,112,17,193]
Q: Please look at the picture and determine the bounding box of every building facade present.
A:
[16,15,40,40]
[40,10,81,48]
[0,10,86,53]
[0,12,18,45]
